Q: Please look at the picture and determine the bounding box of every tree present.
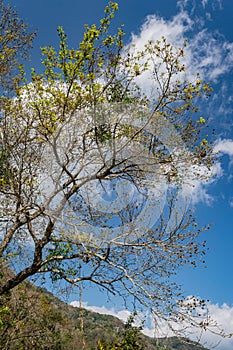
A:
[0,0,35,93]
[0,1,219,336]
[0,0,35,190]
[97,313,144,350]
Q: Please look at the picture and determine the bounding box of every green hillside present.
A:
[0,273,208,349]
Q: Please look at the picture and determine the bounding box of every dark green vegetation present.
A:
[0,274,208,350]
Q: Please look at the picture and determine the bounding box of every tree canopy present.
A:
[0,1,220,336]
[0,0,35,93]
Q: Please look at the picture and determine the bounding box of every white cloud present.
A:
[185,138,233,205]
[202,0,208,7]
[214,139,233,171]
[187,36,233,82]
[129,11,193,50]
[160,147,223,206]
[144,301,233,350]
[127,7,233,93]
[70,300,233,350]
[181,162,223,205]
[155,137,233,206]
[178,0,223,11]
[199,303,233,350]
[177,0,189,10]
[214,139,233,158]
[70,301,131,322]
[126,12,193,95]
[125,9,233,206]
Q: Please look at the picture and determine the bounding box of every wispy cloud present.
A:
[185,139,233,205]
[126,7,233,205]
[201,0,209,7]
[178,0,223,11]
[214,139,233,158]
[229,198,233,208]
[128,6,233,88]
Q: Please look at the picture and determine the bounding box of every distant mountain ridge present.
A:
[0,271,208,349]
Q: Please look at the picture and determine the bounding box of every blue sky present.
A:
[7,0,233,348]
